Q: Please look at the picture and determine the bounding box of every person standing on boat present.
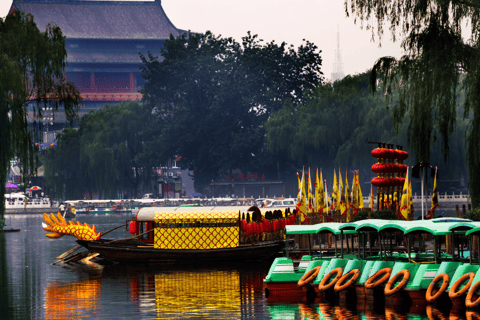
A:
[59,203,65,216]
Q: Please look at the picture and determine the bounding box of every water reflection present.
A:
[44,279,101,319]
[41,262,270,319]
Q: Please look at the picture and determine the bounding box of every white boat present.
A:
[67,199,135,215]
[5,192,56,213]
[263,198,296,208]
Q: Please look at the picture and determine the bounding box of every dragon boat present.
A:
[264,218,480,310]
[42,206,290,264]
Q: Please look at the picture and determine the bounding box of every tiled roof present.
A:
[13,0,182,40]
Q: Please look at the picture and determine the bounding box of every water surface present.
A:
[0,213,478,319]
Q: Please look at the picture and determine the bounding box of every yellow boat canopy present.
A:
[136,206,254,222]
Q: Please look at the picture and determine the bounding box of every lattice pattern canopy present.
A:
[154,227,239,249]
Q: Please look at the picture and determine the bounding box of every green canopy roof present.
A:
[285,220,480,236]
[466,226,480,236]
[402,221,480,235]
[354,219,392,232]
[285,224,322,235]
[285,223,356,235]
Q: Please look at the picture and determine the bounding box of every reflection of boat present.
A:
[75,206,285,263]
[5,192,55,213]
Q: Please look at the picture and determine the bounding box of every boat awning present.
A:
[338,222,357,232]
[154,211,239,223]
[354,219,392,232]
[136,206,252,222]
[377,220,414,233]
[285,223,355,235]
[466,225,480,236]
[402,222,469,235]
[318,223,356,235]
[285,224,322,235]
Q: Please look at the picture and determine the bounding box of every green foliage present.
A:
[465,208,480,222]
[0,12,81,218]
[43,101,150,199]
[140,32,323,190]
[266,72,404,179]
[352,210,370,222]
[345,0,480,206]
[0,219,4,229]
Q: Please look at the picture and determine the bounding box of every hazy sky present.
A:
[1,0,403,81]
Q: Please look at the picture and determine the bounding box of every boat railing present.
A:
[361,191,470,204]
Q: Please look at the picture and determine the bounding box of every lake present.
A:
[0,213,478,319]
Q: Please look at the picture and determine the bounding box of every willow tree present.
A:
[0,12,81,225]
[345,0,480,206]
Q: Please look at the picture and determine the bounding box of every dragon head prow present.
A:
[42,213,101,241]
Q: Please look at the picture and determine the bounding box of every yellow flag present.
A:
[409,180,414,218]
[430,167,439,215]
[296,169,307,223]
[307,168,314,213]
[297,172,301,200]
[314,168,325,214]
[370,184,374,213]
[400,171,409,220]
[344,171,351,221]
[351,171,358,212]
[339,169,346,215]
[332,169,338,211]
[357,172,364,210]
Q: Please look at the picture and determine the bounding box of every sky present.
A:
[0,0,404,81]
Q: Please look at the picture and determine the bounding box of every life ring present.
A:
[365,268,392,289]
[466,280,480,308]
[298,266,321,288]
[334,269,361,292]
[318,267,343,292]
[384,269,410,296]
[426,273,449,303]
[449,272,476,299]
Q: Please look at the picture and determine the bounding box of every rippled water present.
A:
[1,214,479,319]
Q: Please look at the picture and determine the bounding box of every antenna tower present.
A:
[331,26,345,82]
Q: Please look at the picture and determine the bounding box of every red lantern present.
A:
[371,148,396,159]
[371,163,408,174]
[371,177,405,187]
[394,150,409,161]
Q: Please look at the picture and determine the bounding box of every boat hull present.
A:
[5,207,57,214]
[77,239,283,263]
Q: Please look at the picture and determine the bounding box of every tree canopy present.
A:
[345,0,480,206]
[43,101,150,199]
[0,12,81,222]
[266,72,403,179]
[140,31,323,190]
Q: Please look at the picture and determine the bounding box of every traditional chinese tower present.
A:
[10,0,184,122]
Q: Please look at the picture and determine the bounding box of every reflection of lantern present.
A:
[371,163,408,174]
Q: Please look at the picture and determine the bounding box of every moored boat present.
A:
[5,192,56,213]
[263,218,480,308]
[43,206,290,264]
